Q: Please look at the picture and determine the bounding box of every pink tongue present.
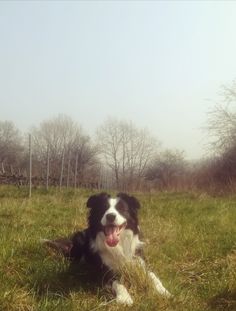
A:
[105,226,119,247]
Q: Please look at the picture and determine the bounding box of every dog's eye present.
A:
[116,202,127,213]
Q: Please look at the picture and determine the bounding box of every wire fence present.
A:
[0,134,115,196]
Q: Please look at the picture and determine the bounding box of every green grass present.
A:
[0,186,235,311]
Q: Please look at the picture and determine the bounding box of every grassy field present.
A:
[0,186,235,311]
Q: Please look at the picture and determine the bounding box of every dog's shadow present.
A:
[208,288,236,311]
[34,261,108,298]
[19,244,110,300]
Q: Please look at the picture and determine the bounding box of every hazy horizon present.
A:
[1,1,236,160]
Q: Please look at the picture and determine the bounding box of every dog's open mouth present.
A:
[103,223,126,247]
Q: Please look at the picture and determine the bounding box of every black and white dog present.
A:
[43,192,171,305]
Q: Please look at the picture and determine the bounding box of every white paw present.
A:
[116,293,133,306]
[112,281,133,306]
[162,289,172,298]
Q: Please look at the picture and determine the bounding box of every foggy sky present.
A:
[1,1,236,159]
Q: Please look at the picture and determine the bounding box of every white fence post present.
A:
[66,150,71,188]
[29,134,32,198]
[46,145,50,191]
[74,152,78,189]
[59,148,65,191]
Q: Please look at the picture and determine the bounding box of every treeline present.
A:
[0,116,184,191]
[1,82,236,194]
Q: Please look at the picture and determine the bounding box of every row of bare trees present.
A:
[0,115,186,191]
[31,115,99,187]
[0,116,100,188]
[1,80,236,193]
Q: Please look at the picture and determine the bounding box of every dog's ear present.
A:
[86,192,110,208]
[117,193,140,210]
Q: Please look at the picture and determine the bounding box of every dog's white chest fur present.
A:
[90,229,143,270]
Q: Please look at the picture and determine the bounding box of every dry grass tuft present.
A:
[1,287,36,311]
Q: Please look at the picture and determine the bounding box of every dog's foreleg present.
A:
[148,272,172,298]
[136,257,172,298]
[112,281,133,306]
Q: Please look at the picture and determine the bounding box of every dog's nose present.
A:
[106,213,116,223]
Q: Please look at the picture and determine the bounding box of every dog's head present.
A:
[87,192,140,247]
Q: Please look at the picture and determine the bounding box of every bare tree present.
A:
[207,81,236,153]
[97,118,157,190]
[203,80,236,191]
[0,120,23,168]
[145,149,186,189]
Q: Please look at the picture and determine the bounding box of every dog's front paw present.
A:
[161,289,173,298]
[112,281,133,306]
[116,292,133,306]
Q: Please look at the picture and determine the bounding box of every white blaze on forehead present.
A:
[101,197,126,226]
[109,198,118,208]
